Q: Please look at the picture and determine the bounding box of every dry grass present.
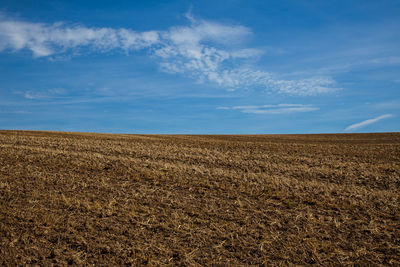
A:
[0,130,399,265]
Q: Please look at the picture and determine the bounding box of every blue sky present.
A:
[0,0,399,134]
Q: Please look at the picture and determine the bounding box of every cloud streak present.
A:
[0,13,339,95]
[345,114,394,131]
[218,104,319,114]
[14,88,66,99]
[0,15,159,57]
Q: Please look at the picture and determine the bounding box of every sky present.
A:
[0,0,399,134]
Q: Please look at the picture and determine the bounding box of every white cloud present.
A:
[219,104,319,114]
[231,48,263,58]
[242,107,318,114]
[0,17,159,57]
[204,69,337,95]
[369,56,400,65]
[15,88,66,99]
[371,100,400,109]
[0,14,339,95]
[232,105,261,110]
[0,109,31,114]
[345,114,394,131]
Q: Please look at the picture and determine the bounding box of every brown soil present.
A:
[0,130,399,265]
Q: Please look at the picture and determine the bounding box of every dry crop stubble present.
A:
[0,130,399,265]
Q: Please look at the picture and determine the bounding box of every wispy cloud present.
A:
[218,104,319,114]
[15,88,66,99]
[0,14,159,57]
[0,109,31,114]
[0,13,339,95]
[370,100,400,110]
[345,114,394,131]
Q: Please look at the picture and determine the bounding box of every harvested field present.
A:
[0,130,399,265]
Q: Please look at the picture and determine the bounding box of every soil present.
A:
[0,130,399,265]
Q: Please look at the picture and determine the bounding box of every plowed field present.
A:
[0,131,399,265]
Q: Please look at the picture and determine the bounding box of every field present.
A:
[0,130,399,265]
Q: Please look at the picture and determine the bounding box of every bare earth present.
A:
[0,130,399,265]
